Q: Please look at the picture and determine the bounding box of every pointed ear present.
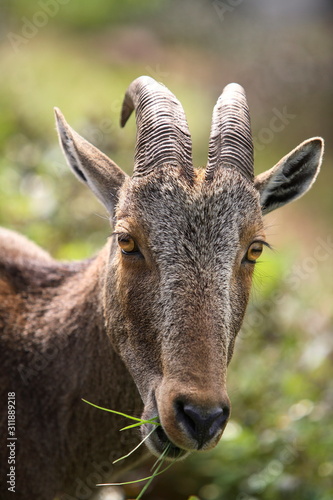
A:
[54,107,128,218]
[254,137,324,215]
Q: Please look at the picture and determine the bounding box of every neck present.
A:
[55,243,145,484]
[49,242,118,390]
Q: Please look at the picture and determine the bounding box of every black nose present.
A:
[176,401,230,449]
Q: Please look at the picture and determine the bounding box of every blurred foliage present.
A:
[3,0,166,31]
[0,1,332,499]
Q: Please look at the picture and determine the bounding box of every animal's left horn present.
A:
[121,76,194,181]
[206,83,254,182]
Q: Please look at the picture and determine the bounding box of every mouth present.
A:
[144,421,189,461]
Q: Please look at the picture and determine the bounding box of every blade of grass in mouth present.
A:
[97,443,175,499]
[82,399,160,427]
[135,443,172,500]
[83,398,177,499]
[113,427,156,464]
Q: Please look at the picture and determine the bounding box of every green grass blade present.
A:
[83,398,174,499]
[120,418,160,431]
[151,442,171,471]
[113,428,156,464]
[97,459,175,487]
[82,399,160,431]
[82,399,144,423]
[136,444,172,499]
[136,448,169,499]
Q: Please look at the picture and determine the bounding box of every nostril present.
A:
[220,404,230,423]
[175,401,230,448]
[177,402,197,434]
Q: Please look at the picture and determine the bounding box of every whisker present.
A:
[93,212,110,221]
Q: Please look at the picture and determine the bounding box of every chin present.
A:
[143,422,190,461]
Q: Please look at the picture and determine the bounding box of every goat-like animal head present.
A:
[55,76,323,459]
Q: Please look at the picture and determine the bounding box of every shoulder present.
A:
[0,228,53,266]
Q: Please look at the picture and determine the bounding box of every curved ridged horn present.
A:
[121,76,194,180]
[206,83,254,182]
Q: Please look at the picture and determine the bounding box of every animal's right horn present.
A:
[121,76,194,181]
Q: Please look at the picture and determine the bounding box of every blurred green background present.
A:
[0,1,332,499]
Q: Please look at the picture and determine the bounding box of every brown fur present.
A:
[0,230,144,499]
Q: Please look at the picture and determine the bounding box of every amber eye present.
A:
[118,234,138,254]
[246,241,264,263]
